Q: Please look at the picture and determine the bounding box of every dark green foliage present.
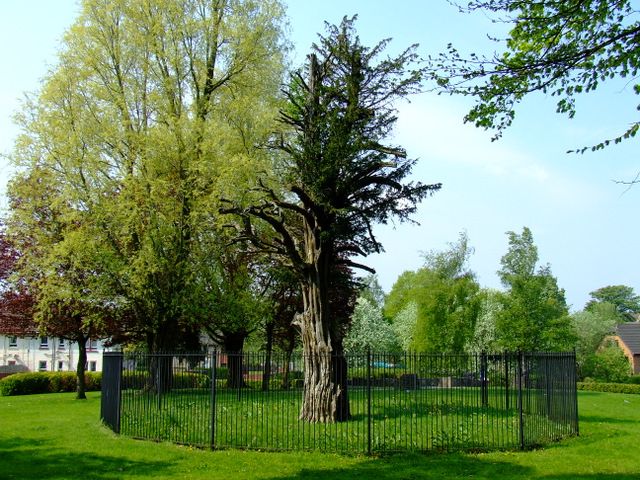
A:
[0,371,101,396]
[225,17,440,421]
[228,15,440,333]
[586,285,640,321]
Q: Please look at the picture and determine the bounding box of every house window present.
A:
[58,361,64,371]
[87,339,98,351]
[58,338,66,349]
[8,360,16,366]
[40,337,49,349]
[38,361,47,371]
[89,361,97,372]
[9,336,17,348]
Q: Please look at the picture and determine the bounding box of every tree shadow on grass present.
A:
[0,437,171,479]
[269,452,535,480]
[267,451,639,480]
[542,476,639,480]
[579,414,636,425]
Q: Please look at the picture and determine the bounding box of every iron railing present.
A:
[101,350,578,454]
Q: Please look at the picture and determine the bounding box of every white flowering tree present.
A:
[344,297,399,354]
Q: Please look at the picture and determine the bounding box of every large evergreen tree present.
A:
[586,285,640,321]
[224,17,440,422]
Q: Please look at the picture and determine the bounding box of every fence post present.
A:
[504,352,510,410]
[210,350,217,449]
[572,350,580,437]
[100,351,123,434]
[367,348,372,455]
[480,351,488,407]
[517,351,525,450]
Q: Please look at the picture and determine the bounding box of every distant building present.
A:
[0,317,105,379]
[612,322,640,374]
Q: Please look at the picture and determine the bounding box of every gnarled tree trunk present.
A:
[295,254,350,422]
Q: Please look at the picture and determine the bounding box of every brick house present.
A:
[612,322,640,375]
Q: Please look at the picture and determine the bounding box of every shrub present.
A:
[121,370,209,390]
[580,344,632,383]
[627,375,640,385]
[85,372,102,391]
[0,372,102,396]
[577,382,640,395]
[47,372,77,393]
[0,373,50,396]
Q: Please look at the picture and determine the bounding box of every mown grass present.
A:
[120,386,560,452]
[0,391,638,479]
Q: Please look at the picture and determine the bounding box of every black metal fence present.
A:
[101,351,578,454]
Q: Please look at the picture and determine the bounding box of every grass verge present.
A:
[0,391,638,479]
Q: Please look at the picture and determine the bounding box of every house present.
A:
[0,316,105,379]
[612,322,640,374]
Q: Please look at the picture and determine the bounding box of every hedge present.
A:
[577,381,640,395]
[122,370,210,390]
[0,371,102,396]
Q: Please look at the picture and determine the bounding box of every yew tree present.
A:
[226,17,440,422]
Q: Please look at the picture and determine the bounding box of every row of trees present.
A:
[2,0,637,419]
[344,227,638,381]
[0,1,438,422]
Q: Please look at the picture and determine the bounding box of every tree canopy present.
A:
[495,227,574,351]
[225,16,440,422]
[8,0,287,354]
[385,232,480,353]
[586,285,640,321]
[429,0,640,152]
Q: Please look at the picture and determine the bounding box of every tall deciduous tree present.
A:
[495,227,575,351]
[429,1,640,153]
[224,17,440,422]
[9,0,287,355]
[586,285,640,321]
[7,170,119,399]
[385,232,480,353]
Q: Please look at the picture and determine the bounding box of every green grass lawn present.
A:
[119,386,568,452]
[0,390,638,479]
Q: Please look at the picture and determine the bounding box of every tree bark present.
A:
[75,336,87,400]
[296,271,350,422]
[222,330,247,389]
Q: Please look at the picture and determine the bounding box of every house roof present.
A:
[616,322,640,355]
[0,314,38,336]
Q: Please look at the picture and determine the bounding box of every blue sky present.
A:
[0,1,638,311]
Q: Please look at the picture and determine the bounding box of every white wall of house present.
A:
[0,335,105,374]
